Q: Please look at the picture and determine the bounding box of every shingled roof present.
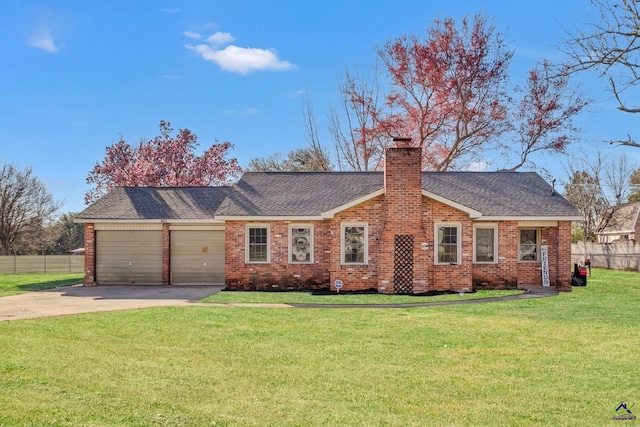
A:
[76,171,581,221]
[214,172,384,217]
[422,172,580,218]
[215,171,580,219]
[76,187,231,220]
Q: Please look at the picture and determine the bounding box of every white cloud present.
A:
[162,74,181,79]
[184,31,203,39]
[28,28,58,53]
[205,31,234,45]
[467,161,490,172]
[239,108,259,115]
[225,108,260,116]
[185,30,296,74]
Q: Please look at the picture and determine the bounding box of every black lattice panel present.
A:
[394,235,414,294]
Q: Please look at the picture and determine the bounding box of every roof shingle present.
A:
[76,171,580,220]
[76,187,231,220]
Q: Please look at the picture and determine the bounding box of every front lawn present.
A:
[0,273,83,297]
[0,268,638,426]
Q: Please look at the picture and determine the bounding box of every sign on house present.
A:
[541,245,550,287]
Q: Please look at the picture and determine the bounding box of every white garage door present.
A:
[96,230,163,285]
[170,230,225,284]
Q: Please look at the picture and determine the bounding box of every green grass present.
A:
[0,273,84,297]
[0,268,638,426]
[203,289,523,304]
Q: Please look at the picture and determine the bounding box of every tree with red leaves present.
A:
[379,14,512,171]
[85,121,242,203]
[503,64,588,171]
[333,14,587,172]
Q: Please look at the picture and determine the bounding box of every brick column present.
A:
[84,224,96,286]
[162,223,170,285]
[556,221,572,292]
[378,138,429,294]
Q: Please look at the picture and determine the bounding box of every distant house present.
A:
[76,141,581,292]
[595,202,640,243]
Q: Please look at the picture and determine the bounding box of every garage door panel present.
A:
[171,231,225,284]
[96,230,163,285]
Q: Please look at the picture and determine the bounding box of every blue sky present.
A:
[1,0,638,214]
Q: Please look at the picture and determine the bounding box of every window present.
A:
[289,225,313,264]
[246,225,269,263]
[519,228,538,262]
[435,223,461,265]
[474,225,497,263]
[341,224,367,264]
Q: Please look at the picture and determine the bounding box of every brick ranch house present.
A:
[76,141,582,293]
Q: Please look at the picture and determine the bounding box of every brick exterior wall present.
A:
[378,144,430,294]
[82,148,573,292]
[472,222,573,291]
[555,221,572,291]
[425,199,474,292]
[329,195,384,291]
[83,223,96,286]
[225,220,330,290]
[220,143,574,293]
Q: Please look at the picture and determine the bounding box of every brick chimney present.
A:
[384,137,423,228]
[378,137,428,294]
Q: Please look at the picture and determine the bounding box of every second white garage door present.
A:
[170,230,225,284]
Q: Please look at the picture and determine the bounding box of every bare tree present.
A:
[602,152,637,204]
[302,94,333,171]
[329,67,387,171]
[0,163,62,255]
[246,148,333,172]
[561,0,640,146]
[563,169,608,242]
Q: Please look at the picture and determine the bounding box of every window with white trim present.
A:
[341,223,368,264]
[474,224,498,263]
[519,228,539,262]
[435,223,461,265]
[246,225,269,263]
[289,225,313,264]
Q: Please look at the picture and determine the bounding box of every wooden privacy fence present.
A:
[571,241,640,272]
[0,255,85,274]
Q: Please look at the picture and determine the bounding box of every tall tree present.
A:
[379,15,513,170]
[629,168,640,202]
[333,14,586,172]
[0,163,62,255]
[563,170,608,242]
[502,63,589,171]
[601,152,636,204]
[561,0,640,146]
[329,67,387,171]
[86,121,242,203]
[53,212,84,254]
[247,147,332,172]
[302,94,333,171]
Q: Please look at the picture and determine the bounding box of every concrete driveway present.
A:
[0,285,223,322]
